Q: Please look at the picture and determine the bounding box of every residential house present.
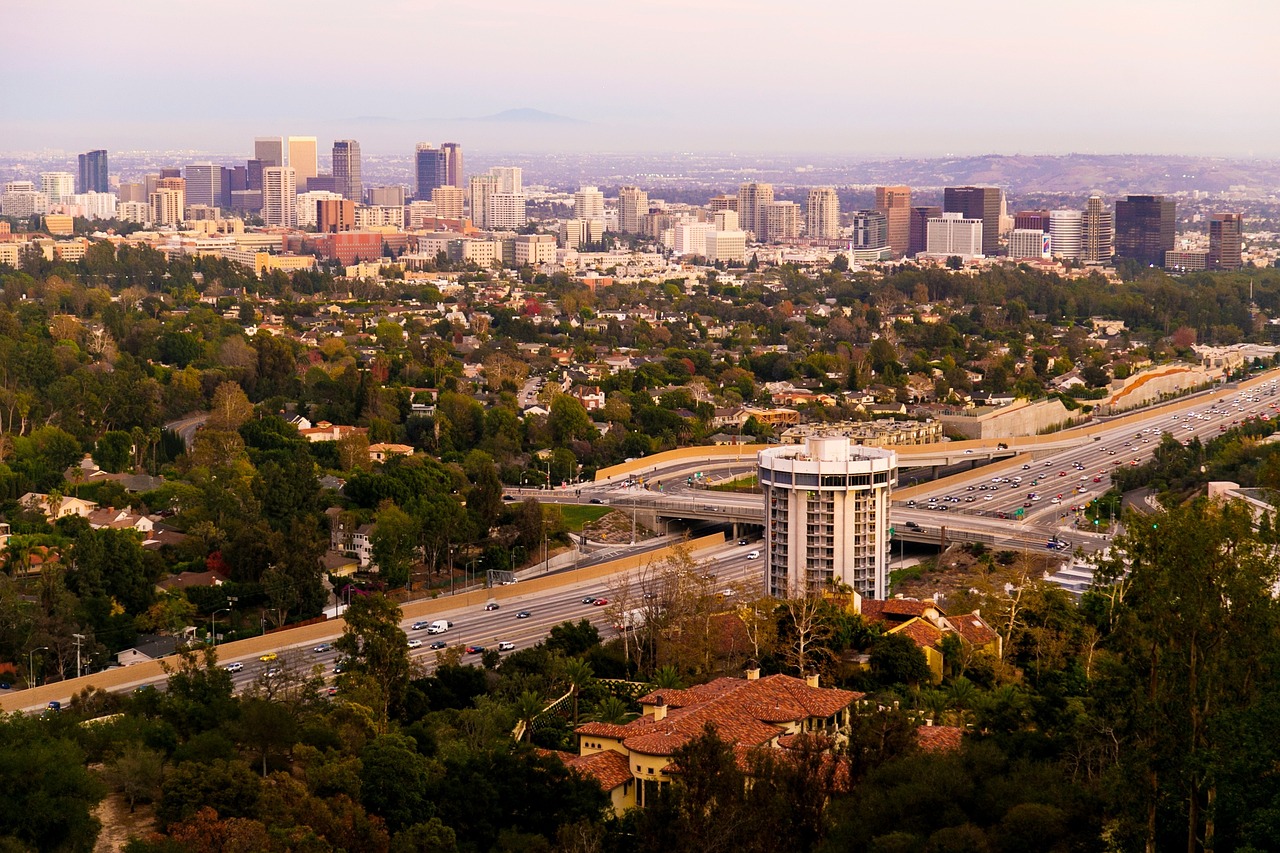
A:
[329,514,374,567]
[116,634,179,666]
[572,671,859,813]
[368,443,413,463]
[571,385,605,412]
[18,493,98,520]
[299,422,369,443]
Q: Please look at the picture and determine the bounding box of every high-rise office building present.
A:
[431,186,465,220]
[759,437,896,599]
[805,187,840,240]
[1009,229,1051,260]
[761,201,801,242]
[1115,195,1175,267]
[254,137,284,168]
[332,140,362,202]
[1208,213,1243,271]
[1048,209,1083,260]
[850,210,888,251]
[296,191,345,228]
[709,194,738,213]
[40,172,76,204]
[908,206,942,256]
[246,159,265,192]
[573,186,605,221]
[1081,194,1113,265]
[262,167,297,227]
[737,182,774,238]
[287,137,318,191]
[874,186,911,257]
[368,186,405,207]
[441,142,463,188]
[77,150,109,194]
[414,144,447,200]
[944,186,1002,256]
[486,193,527,229]
[925,212,984,258]
[1014,210,1051,232]
[184,163,223,209]
[618,186,648,234]
[317,199,355,233]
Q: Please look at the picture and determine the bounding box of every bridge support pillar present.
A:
[931,465,940,479]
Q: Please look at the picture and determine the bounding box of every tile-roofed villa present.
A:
[574,671,860,812]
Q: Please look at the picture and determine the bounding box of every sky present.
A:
[5,0,1278,157]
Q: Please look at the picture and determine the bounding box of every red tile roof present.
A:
[944,613,1000,647]
[564,750,634,792]
[916,725,964,753]
[591,675,861,758]
[891,617,944,650]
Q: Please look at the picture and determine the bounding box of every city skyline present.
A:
[5,0,1278,156]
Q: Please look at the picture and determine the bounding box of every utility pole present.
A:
[72,634,85,678]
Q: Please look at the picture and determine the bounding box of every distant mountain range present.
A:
[469,108,581,124]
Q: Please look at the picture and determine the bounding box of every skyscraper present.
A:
[1115,195,1175,267]
[254,137,284,168]
[469,174,500,229]
[184,163,222,209]
[441,142,463,188]
[618,186,648,234]
[490,167,523,194]
[432,186,465,220]
[317,199,355,233]
[287,137,318,191]
[805,187,840,240]
[573,186,605,221]
[262,167,297,227]
[874,186,911,257]
[40,172,76,204]
[760,201,801,242]
[944,186,1002,256]
[736,182,773,238]
[331,140,362,202]
[1081,194,1113,264]
[1048,210,1083,260]
[908,206,942,256]
[77,150,109,194]
[850,210,888,252]
[1208,213,1243,271]
[414,144,447,200]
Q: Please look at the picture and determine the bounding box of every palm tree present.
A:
[650,665,684,690]
[514,690,543,743]
[586,696,636,726]
[560,658,594,727]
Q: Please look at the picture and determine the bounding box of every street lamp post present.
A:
[72,633,85,678]
[27,646,48,689]
[210,608,230,646]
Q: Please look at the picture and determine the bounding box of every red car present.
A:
[592,598,609,606]
[465,645,486,654]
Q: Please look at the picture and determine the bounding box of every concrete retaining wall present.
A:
[941,398,1076,440]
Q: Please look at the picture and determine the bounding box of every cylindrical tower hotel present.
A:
[758,437,897,600]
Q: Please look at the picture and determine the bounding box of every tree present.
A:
[206,381,254,432]
[639,724,753,853]
[334,592,411,727]
[0,716,106,853]
[93,429,134,473]
[102,744,164,813]
[360,734,439,834]
[560,657,594,727]
[870,632,931,687]
[336,430,372,472]
[548,395,595,445]
[371,501,418,589]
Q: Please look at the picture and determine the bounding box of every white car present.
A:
[497,641,516,652]
[746,550,760,559]
[224,662,244,673]
[407,639,423,649]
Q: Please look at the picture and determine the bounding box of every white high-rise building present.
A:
[561,218,604,249]
[66,192,118,220]
[759,437,897,599]
[116,201,150,224]
[573,186,605,221]
[40,172,76,204]
[469,174,500,229]
[925,213,984,258]
[760,201,801,242]
[355,205,405,229]
[805,187,840,239]
[714,209,739,232]
[2,183,49,218]
[1009,228,1051,260]
[705,228,747,264]
[485,192,527,228]
[737,182,774,238]
[296,190,345,228]
[1048,209,1083,260]
[407,201,438,229]
[261,167,297,227]
[618,186,648,233]
[672,222,715,257]
[1082,194,1113,264]
[489,166,523,194]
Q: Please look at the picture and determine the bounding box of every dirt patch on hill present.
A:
[893,543,1064,610]
[94,791,155,852]
[582,509,654,544]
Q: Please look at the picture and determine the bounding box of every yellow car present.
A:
[259,652,278,662]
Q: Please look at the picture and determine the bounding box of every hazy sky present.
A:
[6,0,1278,156]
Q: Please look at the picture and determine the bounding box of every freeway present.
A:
[0,535,763,713]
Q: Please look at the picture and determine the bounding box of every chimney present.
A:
[745,667,761,681]
[652,694,667,722]
[805,673,819,688]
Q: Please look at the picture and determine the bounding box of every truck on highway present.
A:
[614,609,646,632]
[426,620,453,634]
